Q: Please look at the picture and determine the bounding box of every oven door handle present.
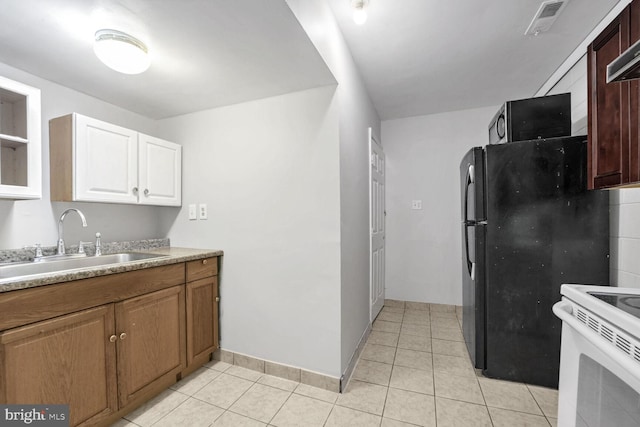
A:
[553,301,640,385]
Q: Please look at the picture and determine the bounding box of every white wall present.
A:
[158,85,343,377]
[547,55,588,136]
[160,0,383,376]
[381,106,498,305]
[542,54,640,289]
[0,0,380,379]
[286,0,381,373]
[0,62,170,251]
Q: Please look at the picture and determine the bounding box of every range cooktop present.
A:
[589,292,640,320]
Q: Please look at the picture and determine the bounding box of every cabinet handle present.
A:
[109,335,117,343]
[202,259,208,265]
[132,187,138,194]
[120,332,127,340]
[144,189,149,196]
[215,297,220,302]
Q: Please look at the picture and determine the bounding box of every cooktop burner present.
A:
[589,292,640,320]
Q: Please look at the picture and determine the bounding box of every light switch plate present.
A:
[199,203,208,220]
[188,204,197,220]
[411,200,422,210]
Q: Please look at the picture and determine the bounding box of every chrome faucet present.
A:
[95,232,102,256]
[57,208,87,255]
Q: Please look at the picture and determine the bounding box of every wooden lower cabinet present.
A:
[0,305,118,426]
[116,285,186,408]
[186,276,218,367]
[0,256,218,426]
[0,285,187,426]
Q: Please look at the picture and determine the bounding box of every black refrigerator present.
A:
[460,136,609,388]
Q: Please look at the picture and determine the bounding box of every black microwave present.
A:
[488,93,571,145]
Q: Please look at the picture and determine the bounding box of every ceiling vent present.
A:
[525,0,569,36]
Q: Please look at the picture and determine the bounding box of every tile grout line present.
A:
[188,373,256,424]
[429,310,439,427]
[382,301,406,425]
[227,378,296,425]
[146,392,193,427]
[201,370,276,425]
[474,364,494,426]
[320,404,336,427]
[525,383,550,421]
[148,300,554,426]
[378,343,395,424]
[125,388,190,426]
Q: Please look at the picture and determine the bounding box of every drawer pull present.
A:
[202,259,208,265]
[120,332,127,340]
[109,335,117,343]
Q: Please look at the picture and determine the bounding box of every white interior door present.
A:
[369,128,385,322]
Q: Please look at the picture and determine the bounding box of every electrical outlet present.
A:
[411,200,422,210]
[199,203,208,220]
[188,204,197,220]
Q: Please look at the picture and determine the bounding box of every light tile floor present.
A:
[112,300,559,426]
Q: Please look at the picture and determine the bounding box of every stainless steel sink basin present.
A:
[0,252,167,284]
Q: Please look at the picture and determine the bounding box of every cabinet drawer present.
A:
[0,263,185,331]
[186,257,217,282]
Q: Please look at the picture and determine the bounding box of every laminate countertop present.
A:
[0,247,223,293]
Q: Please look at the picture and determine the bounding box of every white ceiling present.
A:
[327,0,621,120]
[0,0,623,121]
[0,0,335,119]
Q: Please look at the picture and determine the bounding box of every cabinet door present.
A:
[0,305,117,427]
[0,76,41,200]
[588,8,630,189]
[629,0,640,184]
[115,286,185,408]
[74,114,139,203]
[186,276,218,366]
[138,134,182,206]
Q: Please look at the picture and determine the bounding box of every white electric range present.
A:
[554,284,640,427]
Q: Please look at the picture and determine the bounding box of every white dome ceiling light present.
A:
[94,29,150,75]
[351,0,369,25]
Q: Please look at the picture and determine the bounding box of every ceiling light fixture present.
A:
[93,29,150,74]
[351,0,369,25]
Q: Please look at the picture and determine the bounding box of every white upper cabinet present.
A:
[138,133,182,206]
[0,76,41,199]
[50,113,181,206]
[74,114,139,204]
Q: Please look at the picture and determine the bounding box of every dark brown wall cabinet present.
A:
[588,0,640,189]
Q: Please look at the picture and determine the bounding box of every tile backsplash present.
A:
[610,189,640,288]
[0,238,170,264]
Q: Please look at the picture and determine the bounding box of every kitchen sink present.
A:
[0,252,167,284]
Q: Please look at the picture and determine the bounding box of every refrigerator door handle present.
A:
[464,222,475,278]
[463,164,475,276]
